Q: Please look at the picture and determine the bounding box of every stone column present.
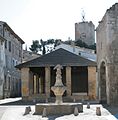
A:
[21,68,30,98]
[39,77,42,94]
[66,66,71,96]
[88,66,96,100]
[97,68,100,100]
[36,74,39,94]
[29,71,33,95]
[33,75,37,94]
[45,66,50,98]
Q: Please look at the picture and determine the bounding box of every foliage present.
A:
[29,40,40,53]
[74,39,96,51]
[88,43,96,50]
[75,39,88,48]
[40,39,47,55]
[63,40,72,45]
[29,39,62,55]
[29,38,96,55]
[64,39,96,51]
[54,39,61,48]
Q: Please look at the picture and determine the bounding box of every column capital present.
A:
[66,66,71,69]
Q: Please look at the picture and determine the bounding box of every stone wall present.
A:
[22,50,40,63]
[96,3,118,105]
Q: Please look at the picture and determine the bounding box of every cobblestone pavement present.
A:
[0,107,8,119]
[0,98,118,119]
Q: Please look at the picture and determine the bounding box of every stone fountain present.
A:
[35,64,83,116]
[51,64,66,104]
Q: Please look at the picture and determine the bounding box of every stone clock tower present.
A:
[75,21,95,46]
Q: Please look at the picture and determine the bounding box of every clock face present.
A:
[80,33,86,39]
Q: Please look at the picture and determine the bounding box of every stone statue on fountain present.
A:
[51,64,66,104]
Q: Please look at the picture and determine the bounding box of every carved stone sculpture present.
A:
[51,64,66,104]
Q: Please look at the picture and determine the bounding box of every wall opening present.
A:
[71,66,88,94]
[99,61,107,103]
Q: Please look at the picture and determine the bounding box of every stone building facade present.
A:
[22,50,40,63]
[16,48,97,102]
[0,21,24,98]
[75,21,95,46]
[96,3,118,105]
[0,35,5,99]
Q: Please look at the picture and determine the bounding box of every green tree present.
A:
[54,39,61,48]
[46,39,61,51]
[63,39,96,52]
[88,43,96,50]
[47,39,55,44]
[29,40,40,53]
[29,39,62,55]
[63,40,72,45]
[75,39,88,48]
[40,39,47,55]
[88,43,96,53]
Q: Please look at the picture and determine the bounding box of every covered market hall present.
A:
[16,48,96,101]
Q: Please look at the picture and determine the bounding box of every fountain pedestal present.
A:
[51,64,66,104]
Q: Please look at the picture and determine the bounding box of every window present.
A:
[19,50,21,57]
[15,60,18,65]
[5,55,8,68]
[1,41,3,45]
[4,75,7,89]
[0,25,2,35]
[12,44,14,54]
[12,59,15,66]
[79,52,81,55]
[12,78,14,91]
[9,32,10,37]
[5,40,7,49]
[8,76,10,90]
[8,41,11,52]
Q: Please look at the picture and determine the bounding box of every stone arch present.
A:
[99,61,107,103]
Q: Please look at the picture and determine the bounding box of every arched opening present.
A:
[99,61,107,103]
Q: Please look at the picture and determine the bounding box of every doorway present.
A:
[99,62,107,103]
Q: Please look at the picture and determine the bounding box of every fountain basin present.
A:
[35,103,83,115]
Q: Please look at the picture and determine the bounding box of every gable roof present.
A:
[0,21,25,44]
[16,48,96,69]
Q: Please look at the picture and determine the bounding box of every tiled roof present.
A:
[16,48,96,69]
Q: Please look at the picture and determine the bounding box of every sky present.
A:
[0,0,117,49]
